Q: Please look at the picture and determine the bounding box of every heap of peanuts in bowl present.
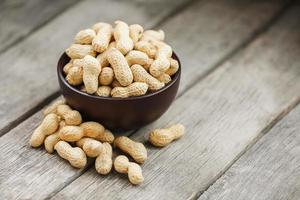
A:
[63,20,179,97]
[29,21,185,185]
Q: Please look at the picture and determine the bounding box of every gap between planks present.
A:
[198,101,300,200]
[0,91,60,137]
[177,0,292,99]
[193,97,300,200]
[0,0,83,55]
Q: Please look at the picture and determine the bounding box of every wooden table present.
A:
[1,0,300,199]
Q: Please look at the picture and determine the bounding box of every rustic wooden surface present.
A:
[199,104,300,200]
[53,2,300,199]
[0,0,300,199]
[0,0,80,53]
[0,0,287,136]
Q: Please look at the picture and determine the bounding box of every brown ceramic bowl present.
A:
[57,52,181,131]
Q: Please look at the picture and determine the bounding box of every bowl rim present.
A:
[57,52,181,101]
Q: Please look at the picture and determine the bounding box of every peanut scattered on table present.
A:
[95,142,113,175]
[79,121,115,144]
[114,136,147,164]
[63,21,179,98]
[29,113,60,147]
[57,104,82,125]
[95,129,115,144]
[114,155,144,185]
[43,99,66,116]
[149,124,185,147]
[59,125,84,142]
[44,121,66,153]
[55,141,87,168]
[76,137,103,157]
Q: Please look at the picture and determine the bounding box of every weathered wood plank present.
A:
[53,3,300,200]
[0,109,85,200]
[199,104,300,200]
[0,0,287,135]
[163,0,289,94]
[0,0,81,53]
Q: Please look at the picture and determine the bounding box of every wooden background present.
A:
[0,0,300,199]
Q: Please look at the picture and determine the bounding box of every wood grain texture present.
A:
[0,0,287,136]
[161,0,289,94]
[53,3,300,200]
[199,104,300,200]
[0,105,134,200]
[0,0,291,199]
[0,109,87,200]
[0,0,80,53]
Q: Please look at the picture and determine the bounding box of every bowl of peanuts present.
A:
[57,21,181,131]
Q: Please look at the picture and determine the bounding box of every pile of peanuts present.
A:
[29,100,185,185]
[63,21,179,98]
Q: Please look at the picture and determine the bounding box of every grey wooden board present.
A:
[162,0,289,94]
[0,0,291,199]
[0,0,288,199]
[0,110,88,200]
[198,104,300,200]
[0,0,80,53]
[0,0,287,136]
[0,0,193,135]
[53,3,300,200]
